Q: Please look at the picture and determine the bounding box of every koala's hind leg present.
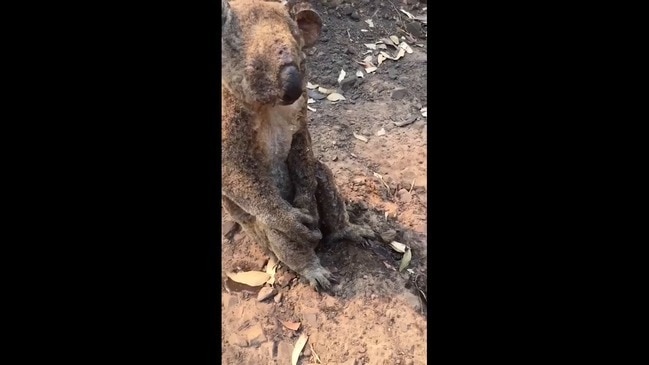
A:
[222,196,274,257]
[223,196,333,289]
[314,161,375,246]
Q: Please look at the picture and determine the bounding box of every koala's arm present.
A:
[221,103,320,242]
[287,125,319,216]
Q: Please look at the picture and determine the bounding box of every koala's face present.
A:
[222,0,322,106]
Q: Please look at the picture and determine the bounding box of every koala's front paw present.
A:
[274,207,322,244]
[300,264,334,291]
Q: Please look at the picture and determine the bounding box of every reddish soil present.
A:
[222,1,428,364]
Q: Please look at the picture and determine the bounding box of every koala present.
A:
[221,0,374,290]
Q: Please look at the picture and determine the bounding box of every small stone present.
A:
[346,47,355,55]
[376,128,386,136]
[354,179,366,186]
[277,341,293,363]
[380,229,397,243]
[340,76,357,92]
[303,347,312,356]
[279,272,296,287]
[222,293,238,309]
[341,4,353,15]
[332,156,338,161]
[405,21,424,39]
[350,11,360,21]
[274,292,282,303]
[244,324,266,346]
[228,333,248,347]
[391,88,407,100]
[257,286,276,302]
[303,312,317,327]
[398,189,412,203]
[308,89,327,100]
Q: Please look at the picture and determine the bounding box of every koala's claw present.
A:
[301,265,333,291]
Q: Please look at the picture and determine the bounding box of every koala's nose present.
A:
[279,64,302,105]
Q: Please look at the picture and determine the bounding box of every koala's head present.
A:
[222,0,322,106]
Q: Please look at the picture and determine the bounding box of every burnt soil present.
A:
[222,1,428,364]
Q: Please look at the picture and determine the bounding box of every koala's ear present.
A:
[290,2,322,48]
[222,0,231,29]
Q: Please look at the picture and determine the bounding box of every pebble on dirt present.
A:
[340,76,357,92]
[244,323,267,347]
[257,286,276,302]
[274,292,282,303]
[398,188,412,203]
[228,333,248,347]
[405,21,425,39]
[391,88,408,100]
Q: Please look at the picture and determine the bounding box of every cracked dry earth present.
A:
[222,1,428,364]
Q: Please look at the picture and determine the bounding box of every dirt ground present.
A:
[222,1,428,364]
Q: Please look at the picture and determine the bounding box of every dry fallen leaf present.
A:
[226,271,270,287]
[421,107,427,117]
[381,37,397,48]
[364,66,377,73]
[306,82,318,89]
[291,333,309,365]
[279,320,301,331]
[326,92,346,101]
[390,35,400,45]
[389,241,407,253]
[399,248,412,272]
[307,106,316,112]
[399,9,415,19]
[318,86,334,94]
[360,29,369,32]
[377,53,387,66]
[364,43,377,50]
[376,127,386,136]
[399,42,414,54]
[363,55,374,64]
[265,257,278,285]
[380,51,396,61]
[395,47,406,60]
[337,69,346,84]
[353,132,368,143]
[365,19,374,28]
[356,70,364,78]
[307,98,316,104]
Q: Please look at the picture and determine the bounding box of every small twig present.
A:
[310,343,322,364]
[408,178,415,194]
